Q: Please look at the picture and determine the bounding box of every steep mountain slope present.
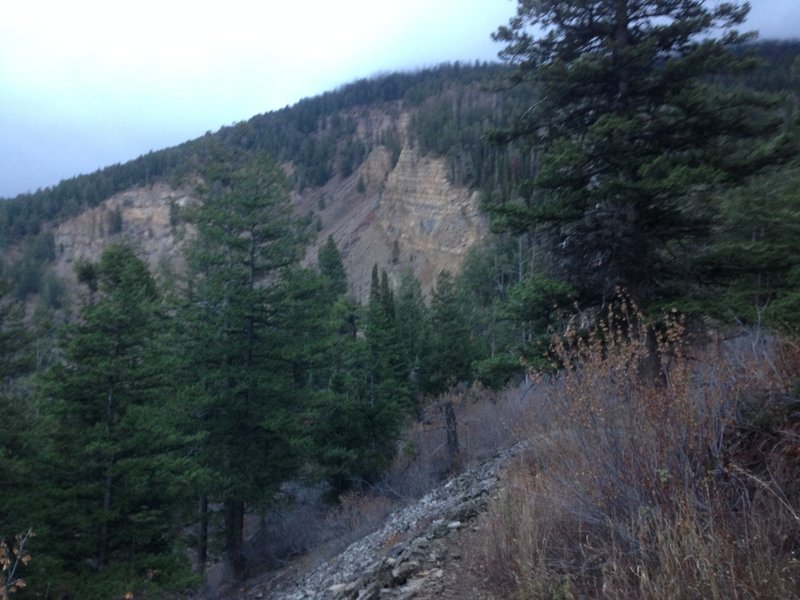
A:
[50,183,193,294]
[48,107,487,302]
[295,112,486,299]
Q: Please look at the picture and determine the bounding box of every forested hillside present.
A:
[1,4,799,595]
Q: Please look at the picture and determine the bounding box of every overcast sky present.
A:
[1,0,797,199]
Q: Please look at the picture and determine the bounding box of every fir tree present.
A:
[492,0,795,302]
[425,270,473,395]
[0,281,36,539]
[394,269,428,414]
[317,235,348,299]
[701,161,800,328]
[182,153,301,579]
[39,244,196,595]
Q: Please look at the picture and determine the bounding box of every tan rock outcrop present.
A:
[51,183,195,299]
[299,111,487,301]
[47,108,486,305]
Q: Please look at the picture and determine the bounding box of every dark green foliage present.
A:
[36,244,197,597]
[0,283,31,384]
[8,232,56,299]
[452,236,525,387]
[296,260,415,495]
[307,286,404,493]
[698,160,800,330]
[0,282,36,539]
[304,296,373,493]
[394,269,428,399]
[307,266,412,493]
[340,138,367,178]
[37,269,66,312]
[106,206,123,234]
[182,153,302,577]
[454,233,578,386]
[505,276,575,370]
[75,258,99,302]
[318,235,348,298]
[491,1,796,303]
[472,353,524,389]
[366,267,411,408]
[410,81,530,189]
[424,271,474,395]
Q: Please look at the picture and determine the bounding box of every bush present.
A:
[475,295,800,598]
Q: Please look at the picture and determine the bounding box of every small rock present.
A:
[391,560,421,584]
[399,577,427,594]
[447,521,461,530]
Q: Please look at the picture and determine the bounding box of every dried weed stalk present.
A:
[477,293,800,598]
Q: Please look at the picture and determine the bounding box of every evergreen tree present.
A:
[492,0,795,302]
[0,281,36,539]
[305,294,376,495]
[366,266,410,409]
[303,264,412,495]
[317,235,348,299]
[38,244,196,596]
[182,153,300,579]
[701,161,800,329]
[309,265,411,491]
[425,271,473,395]
[394,269,428,413]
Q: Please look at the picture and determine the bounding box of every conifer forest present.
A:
[2,1,800,597]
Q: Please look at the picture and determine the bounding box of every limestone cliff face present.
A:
[298,111,487,301]
[51,183,195,297]
[50,109,486,303]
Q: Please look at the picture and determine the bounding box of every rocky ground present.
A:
[223,444,524,600]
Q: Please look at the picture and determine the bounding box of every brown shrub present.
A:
[475,296,800,599]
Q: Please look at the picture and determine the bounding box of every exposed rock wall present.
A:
[298,111,487,301]
[48,108,486,305]
[378,147,485,292]
[51,183,194,300]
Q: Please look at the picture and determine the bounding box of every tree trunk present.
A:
[99,385,115,570]
[197,496,208,573]
[444,400,459,464]
[224,498,246,580]
[98,471,112,569]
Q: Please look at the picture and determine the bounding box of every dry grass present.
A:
[376,379,547,500]
[474,295,800,599]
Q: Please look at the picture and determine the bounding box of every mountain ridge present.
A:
[45,112,488,304]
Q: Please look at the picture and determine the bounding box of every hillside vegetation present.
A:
[1,0,800,596]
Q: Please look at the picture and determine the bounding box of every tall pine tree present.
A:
[182,153,301,579]
[0,281,36,543]
[317,235,348,299]
[492,0,795,302]
[39,244,196,596]
[425,270,473,395]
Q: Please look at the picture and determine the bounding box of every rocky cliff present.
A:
[49,109,487,302]
[51,183,194,298]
